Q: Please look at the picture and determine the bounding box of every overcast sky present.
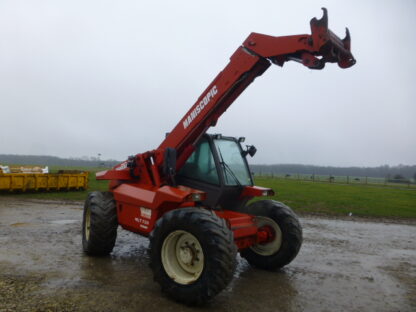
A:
[0,0,415,166]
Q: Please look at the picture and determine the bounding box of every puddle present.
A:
[10,222,31,227]
[50,219,78,225]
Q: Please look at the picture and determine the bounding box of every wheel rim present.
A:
[251,216,282,256]
[161,230,204,285]
[85,206,91,241]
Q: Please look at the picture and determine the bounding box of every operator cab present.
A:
[176,134,255,211]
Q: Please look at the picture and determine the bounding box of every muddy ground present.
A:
[0,197,415,312]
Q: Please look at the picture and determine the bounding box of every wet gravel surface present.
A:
[0,197,415,312]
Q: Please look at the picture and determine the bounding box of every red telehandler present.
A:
[82,8,355,304]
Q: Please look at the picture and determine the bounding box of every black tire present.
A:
[82,191,118,256]
[149,208,237,305]
[240,200,302,270]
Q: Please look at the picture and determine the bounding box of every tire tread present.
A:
[240,200,302,270]
[82,191,118,256]
[149,208,236,305]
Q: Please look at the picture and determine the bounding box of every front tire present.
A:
[149,208,237,305]
[82,191,118,256]
[240,200,302,270]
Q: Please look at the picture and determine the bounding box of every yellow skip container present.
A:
[0,167,88,192]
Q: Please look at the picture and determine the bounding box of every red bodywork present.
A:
[96,9,355,248]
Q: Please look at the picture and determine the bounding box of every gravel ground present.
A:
[0,197,415,312]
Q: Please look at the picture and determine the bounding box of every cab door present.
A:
[176,137,222,208]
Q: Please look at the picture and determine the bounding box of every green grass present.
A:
[254,177,416,218]
[2,166,416,218]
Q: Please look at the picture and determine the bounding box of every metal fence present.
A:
[254,172,416,189]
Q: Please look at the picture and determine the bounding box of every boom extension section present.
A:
[97,8,355,186]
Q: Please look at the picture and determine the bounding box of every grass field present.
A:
[254,177,416,218]
[1,168,415,218]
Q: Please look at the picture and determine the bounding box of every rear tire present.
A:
[240,200,302,270]
[149,208,237,305]
[82,191,118,256]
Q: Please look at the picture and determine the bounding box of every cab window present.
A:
[178,139,219,185]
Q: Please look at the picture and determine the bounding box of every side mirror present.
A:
[247,145,257,157]
[242,145,257,157]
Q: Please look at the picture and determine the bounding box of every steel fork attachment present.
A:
[243,8,356,70]
[309,8,355,69]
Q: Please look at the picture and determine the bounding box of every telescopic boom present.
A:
[97,8,355,186]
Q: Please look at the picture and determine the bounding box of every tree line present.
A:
[0,154,119,168]
[250,164,416,180]
[1,154,415,180]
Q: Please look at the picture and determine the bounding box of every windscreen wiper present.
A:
[217,145,241,186]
